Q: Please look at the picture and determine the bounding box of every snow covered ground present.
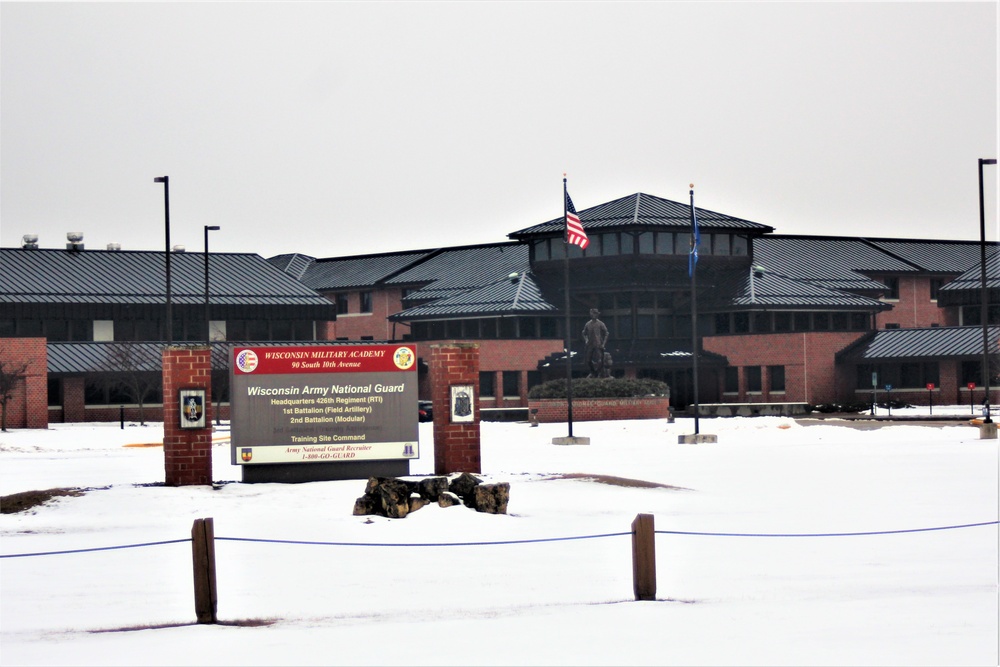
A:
[1,409,997,666]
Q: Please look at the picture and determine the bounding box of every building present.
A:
[271,192,1000,412]
[2,191,998,428]
[0,238,337,428]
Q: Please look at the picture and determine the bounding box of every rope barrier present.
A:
[2,520,995,559]
[0,538,190,559]
[214,532,631,548]
[656,520,999,538]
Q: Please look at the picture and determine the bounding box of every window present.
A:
[724,367,739,393]
[733,312,750,333]
[732,235,748,256]
[850,313,869,331]
[271,320,292,340]
[714,234,730,256]
[621,233,634,254]
[602,233,619,256]
[793,313,811,331]
[813,313,829,330]
[360,291,373,313]
[753,312,770,333]
[502,371,519,397]
[446,320,462,338]
[885,323,900,329]
[535,240,550,261]
[769,365,786,392]
[520,317,536,337]
[500,318,517,338]
[714,313,731,334]
[335,293,348,314]
[479,372,495,398]
[832,313,849,330]
[929,278,945,301]
[638,232,655,254]
[746,366,762,393]
[961,360,982,386]
[773,312,791,332]
[882,277,900,300]
[656,232,674,254]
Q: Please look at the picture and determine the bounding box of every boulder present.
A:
[471,483,510,514]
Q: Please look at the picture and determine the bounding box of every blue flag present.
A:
[688,195,700,277]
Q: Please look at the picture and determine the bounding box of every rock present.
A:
[449,472,482,499]
[354,473,506,517]
[417,476,450,501]
[471,483,510,514]
[377,478,412,519]
[352,494,378,516]
[437,491,461,508]
[408,496,430,513]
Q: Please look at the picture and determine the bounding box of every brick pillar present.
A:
[63,377,86,423]
[162,346,213,486]
[430,342,481,475]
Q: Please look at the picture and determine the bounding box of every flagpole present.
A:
[689,184,700,435]
[563,175,575,438]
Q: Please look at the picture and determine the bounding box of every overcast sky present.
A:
[1,1,997,260]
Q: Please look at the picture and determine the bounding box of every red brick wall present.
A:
[704,331,868,405]
[0,338,48,429]
[430,342,481,475]
[162,346,213,486]
[325,288,408,341]
[529,397,671,423]
[420,338,563,407]
[875,276,948,329]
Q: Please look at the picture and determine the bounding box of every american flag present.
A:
[564,188,589,249]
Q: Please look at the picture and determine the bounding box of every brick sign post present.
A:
[430,342,481,475]
[162,346,213,486]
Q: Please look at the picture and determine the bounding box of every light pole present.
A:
[978,158,997,422]
[204,225,221,343]
[154,176,171,344]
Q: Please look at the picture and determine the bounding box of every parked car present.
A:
[418,400,433,422]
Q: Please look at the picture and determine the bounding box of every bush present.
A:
[528,377,670,399]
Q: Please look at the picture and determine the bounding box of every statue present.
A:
[582,308,610,378]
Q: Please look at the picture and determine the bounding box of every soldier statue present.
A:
[582,308,610,378]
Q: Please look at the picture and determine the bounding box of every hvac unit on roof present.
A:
[66,232,84,251]
[22,234,39,249]
[172,245,186,253]
[107,243,121,251]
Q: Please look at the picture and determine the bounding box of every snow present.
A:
[1,409,997,666]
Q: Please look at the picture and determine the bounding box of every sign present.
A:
[968,382,976,391]
[884,384,892,392]
[450,384,474,423]
[926,383,935,391]
[230,344,418,465]
[871,372,877,387]
[179,389,206,429]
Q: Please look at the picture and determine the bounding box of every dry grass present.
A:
[542,473,689,490]
[0,488,84,514]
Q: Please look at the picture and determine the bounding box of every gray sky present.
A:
[1,1,997,259]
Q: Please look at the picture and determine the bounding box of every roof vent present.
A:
[172,245,186,253]
[106,242,121,251]
[22,234,39,249]
[66,232,84,251]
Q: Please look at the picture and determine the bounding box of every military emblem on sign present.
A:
[393,346,415,370]
[241,448,253,462]
[184,395,203,422]
[453,390,471,417]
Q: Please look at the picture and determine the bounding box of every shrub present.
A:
[528,377,670,399]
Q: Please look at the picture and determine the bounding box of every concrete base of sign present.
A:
[678,433,718,444]
[552,436,591,446]
[979,422,998,439]
[242,459,409,484]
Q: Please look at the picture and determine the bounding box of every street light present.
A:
[153,176,171,344]
[978,158,997,423]
[204,225,221,343]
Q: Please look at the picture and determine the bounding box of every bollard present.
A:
[120,405,125,429]
[631,513,656,601]
[191,517,218,624]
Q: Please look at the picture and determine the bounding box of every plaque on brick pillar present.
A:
[450,385,474,423]
[179,389,207,429]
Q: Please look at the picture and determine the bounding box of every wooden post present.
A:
[631,513,656,601]
[191,517,218,624]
